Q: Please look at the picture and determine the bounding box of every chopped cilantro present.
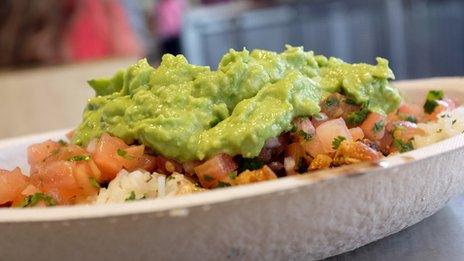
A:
[393,139,414,153]
[68,155,90,162]
[89,177,100,189]
[20,193,56,207]
[228,171,237,180]
[126,191,136,201]
[345,98,358,105]
[203,175,214,181]
[423,90,444,114]
[372,121,385,133]
[298,130,313,141]
[117,149,127,157]
[332,136,346,150]
[58,139,67,146]
[166,175,175,181]
[324,97,339,107]
[405,115,417,123]
[240,158,264,171]
[217,181,231,188]
[290,125,297,133]
[346,108,369,126]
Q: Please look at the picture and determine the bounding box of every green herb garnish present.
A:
[89,177,100,189]
[217,181,231,188]
[203,175,214,181]
[405,116,417,123]
[228,171,237,180]
[393,139,414,153]
[332,136,346,150]
[345,98,358,105]
[68,155,90,162]
[325,97,339,107]
[423,90,444,114]
[126,191,136,201]
[346,108,369,126]
[166,175,175,181]
[372,121,385,133]
[298,130,313,141]
[20,193,56,207]
[58,139,67,146]
[240,158,264,171]
[117,149,127,157]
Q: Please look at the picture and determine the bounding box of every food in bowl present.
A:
[0,46,461,207]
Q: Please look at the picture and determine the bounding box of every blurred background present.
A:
[0,0,463,138]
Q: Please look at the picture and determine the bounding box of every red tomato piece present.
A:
[194,154,237,189]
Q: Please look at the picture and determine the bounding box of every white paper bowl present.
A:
[1,77,464,261]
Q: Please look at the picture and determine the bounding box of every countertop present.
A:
[328,195,464,261]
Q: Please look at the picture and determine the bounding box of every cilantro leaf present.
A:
[117,149,127,157]
[423,90,444,114]
[126,191,136,201]
[228,171,237,180]
[20,193,56,207]
[203,175,214,181]
[346,108,369,126]
[372,121,385,133]
[393,139,414,153]
[217,181,231,188]
[332,136,346,150]
[89,177,100,189]
[68,155,90,162]
[405,115,417,123]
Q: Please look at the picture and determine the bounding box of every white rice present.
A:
[413,106,464,148]
[94,170,202,204]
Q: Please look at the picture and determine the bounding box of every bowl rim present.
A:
[1,77,463,223]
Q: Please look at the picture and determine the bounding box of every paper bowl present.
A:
[1,77,464,260]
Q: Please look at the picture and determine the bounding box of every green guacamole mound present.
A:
[73,45,400,162]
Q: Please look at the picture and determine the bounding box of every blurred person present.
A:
[62,0,142,62]
[155,0,186,55]
[0,0,142,68]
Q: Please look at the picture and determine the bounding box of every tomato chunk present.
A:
[0,168,29,205]
[92,133,143,182]
[194,154,237,189]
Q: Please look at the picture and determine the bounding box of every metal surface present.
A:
[329,195,464,261]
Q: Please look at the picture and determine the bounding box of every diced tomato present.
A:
[426,98,456,121]
[392,121,426,142]
[182,160,202,176]
[360,112,386,140]
[349,127,364,141]
[155,156,183,174]
[92,133,143,182]
[30,160,98,205]
[138,154,157,173]
[301,136,325,158]
[0,168,29,205]
[398,103,424,122]
[194,154,237,189]
[291,117,316,142]
[11,184,42,207]
[284,143,305,175]
[315,118,353,153]
[27,140,61,172]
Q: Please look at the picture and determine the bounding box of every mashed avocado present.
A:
[73,46,400,162]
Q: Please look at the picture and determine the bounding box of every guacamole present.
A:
[73,46,400,162]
